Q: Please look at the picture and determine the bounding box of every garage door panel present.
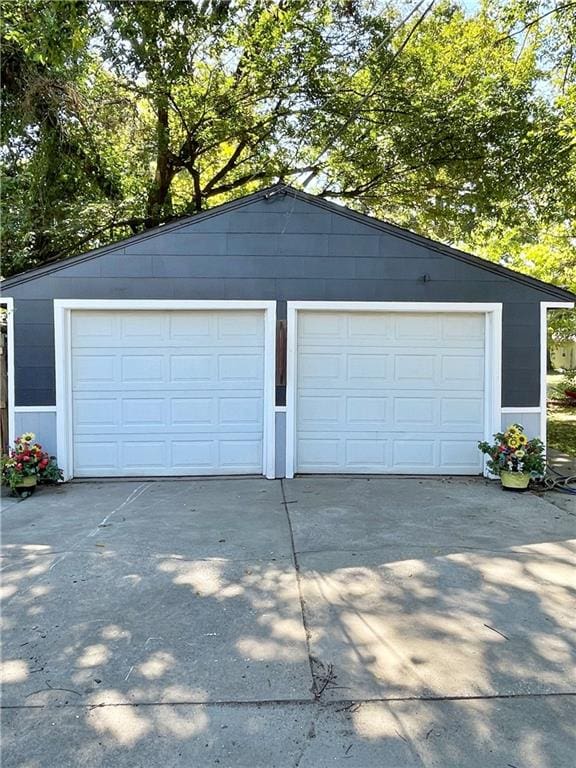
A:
[170,355,213,382]
[298,349,484,391]
[121,398,165,426]
[439,440,481,469]
[122,441,166,469]
[298,396,341,428]
[122,313,165,339]
[74,441,120,472]
[73,355,116,385]
[71,310,265,477]
[298,438,341,468]
[296,432,483,474]
[345,439,387,467]
[298,312,344,341]
[171,397,216,426]
[218,354,263,382]
[394,355,436,383]
[441,355,483,384]
[168,312,213,339]
[394,397,436,425]
[74,398,119,427]
[346,396,388,426]
[121,355,164,383]
[218,313,263,339]
[295,311,486,474]
[347,354,388,384]
[392,439,436,468]
[298,353,341,386]
[219,440,262,469]
[171,440,216,470]
[441,314,484,342]
[395,314,441,340]
[348,313,393,340]
[71,312,117,342]
[440,397,484,427]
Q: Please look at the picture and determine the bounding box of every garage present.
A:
[4,186,574,479]
[64,305,275,477]
[290,308,489,475]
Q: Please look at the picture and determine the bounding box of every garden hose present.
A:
[542,465,576,495]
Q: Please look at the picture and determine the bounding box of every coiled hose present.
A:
[542,465,576,495]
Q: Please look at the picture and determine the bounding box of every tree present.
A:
[1,0,575,282]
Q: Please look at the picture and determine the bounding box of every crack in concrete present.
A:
[2,691,575,711]
[280,478,320,700]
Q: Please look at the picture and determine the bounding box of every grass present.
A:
[547,373,576,457]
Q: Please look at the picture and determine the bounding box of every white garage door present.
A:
[71,310,265,476]
[295,311,485,474]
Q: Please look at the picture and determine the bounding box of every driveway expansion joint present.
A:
[280,478,324,700]
[3,690,575,711]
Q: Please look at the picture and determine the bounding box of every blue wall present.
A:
[3,189,561,408]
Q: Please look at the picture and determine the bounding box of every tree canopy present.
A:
[1,0,575,328]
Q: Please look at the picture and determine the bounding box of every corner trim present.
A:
[540,301,575,453]
[54,299,277,480]
[1,298,15,447]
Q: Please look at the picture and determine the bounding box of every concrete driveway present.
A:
[1,477,575,767]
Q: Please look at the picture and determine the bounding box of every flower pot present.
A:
[13,476,37,497]
[500,470,530,491]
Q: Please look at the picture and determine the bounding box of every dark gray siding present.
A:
[3,192,558,407]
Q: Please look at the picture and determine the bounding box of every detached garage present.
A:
[1,184,573,479]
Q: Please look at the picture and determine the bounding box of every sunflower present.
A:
[518,434,528,445]
[508,436,520,449]
[514,449,525,459]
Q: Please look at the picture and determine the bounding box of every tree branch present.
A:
[202,139,249,195]
[495,2,576,44]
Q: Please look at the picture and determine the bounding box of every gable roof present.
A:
[2,183,575,302]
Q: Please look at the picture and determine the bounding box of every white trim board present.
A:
[14,406,57,413]
[285,301,503,478]
[1,298,15,448]
[501,407,541,414]
[54,299,277,480]
[540,301,575,453]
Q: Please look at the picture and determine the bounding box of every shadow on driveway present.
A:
[1,476,574,767]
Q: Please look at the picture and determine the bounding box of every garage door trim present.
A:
[55,300,277,480]
[285,302,502,478]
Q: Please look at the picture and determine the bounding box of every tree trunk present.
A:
[146,94,175,227]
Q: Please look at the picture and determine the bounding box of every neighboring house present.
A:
[1,184,574,480]
[551,338,576,371]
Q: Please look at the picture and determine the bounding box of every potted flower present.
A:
[1,433,63,497]
[478,424,545,491]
